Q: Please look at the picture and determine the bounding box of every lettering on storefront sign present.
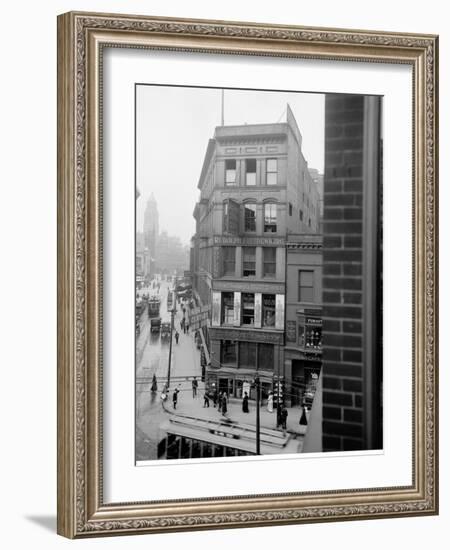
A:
[190,305,211,329]
[213,280,285,295]
[210,327,283,344]
[306,317,322,326]
[213,236,284,246]
[286,320,297,342]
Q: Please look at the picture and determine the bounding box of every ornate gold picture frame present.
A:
[57,11,438,538]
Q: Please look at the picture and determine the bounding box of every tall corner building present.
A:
[143,192,159,278]
[191,105,321,402]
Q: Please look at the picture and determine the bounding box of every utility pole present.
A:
[255,376,261,455]
[167,291,176,389]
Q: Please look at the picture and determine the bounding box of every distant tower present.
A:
[143,193,159,277]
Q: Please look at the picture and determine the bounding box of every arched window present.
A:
[264,203,277,233]
[244,202,256,232]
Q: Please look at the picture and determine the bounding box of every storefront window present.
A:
[258,344,274,371]
[305,327,322,349]
[239,342,257,368]
[221,340,237,365]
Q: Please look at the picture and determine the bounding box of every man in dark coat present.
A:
[172,388,179,410]
[192,377,198,398]
[299,406,308,426]
[221,393,228,416]
[212,389,218,408]
[242,392,249,413]
[280,406,288,431]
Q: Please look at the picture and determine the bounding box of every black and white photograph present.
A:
[134,84,383,462]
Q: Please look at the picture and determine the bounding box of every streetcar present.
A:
[148,296,161,318]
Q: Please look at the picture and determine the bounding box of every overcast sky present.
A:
[136,85,324,244]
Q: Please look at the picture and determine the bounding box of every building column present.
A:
[276,246,286,280]
[233,291,241,326]
[239,159,246,186]
[235,246,243,277]
[255,246,263,278]
[257,158,263,186]
[275,294,285,330]
[254,293,262,328]
[211,291,221,327]
[256,203,264,234]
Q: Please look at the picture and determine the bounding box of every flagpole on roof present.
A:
[221,88,225,126]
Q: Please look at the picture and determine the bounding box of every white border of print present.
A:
[102,47,412,504]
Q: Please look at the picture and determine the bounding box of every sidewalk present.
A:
[165,388,308,437]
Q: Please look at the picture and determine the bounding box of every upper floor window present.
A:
[262,294,276,327]
[245,159,257,186]
[223,199,240,234]
[221,292,235,325]
[266,159,277,185]
[264,203,277,233]
[222,247,235,276]
[299,270,314,302]
[244,203,256,232]
[223,201,228,231]
[243,247,256,277]
[225,159,237,185]
[263,247,276,278]
[242,293,255,326]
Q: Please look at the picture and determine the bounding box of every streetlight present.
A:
[254,376,261,455]
[166,291,177,389]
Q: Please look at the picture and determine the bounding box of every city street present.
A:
[135,282,307,461]
[135,280,203,460]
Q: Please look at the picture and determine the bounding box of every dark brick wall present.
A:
[322,95,365,451]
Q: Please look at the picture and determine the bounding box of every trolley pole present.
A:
[255,376,261,455]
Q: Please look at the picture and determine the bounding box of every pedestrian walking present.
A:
[221,393,228,416]
[172,388,179,410]
[150,374,158,393]
[217,392,223,413]
[175,330,179,344]
[267,391,274,413]
[299,406,308,426]
[203,393,210,408]
[242,392,249,413]
[182,318,186,334]
[192,377,198,398]
[280,406,288,433]
[186,322,190,334]
[212,389,218,408]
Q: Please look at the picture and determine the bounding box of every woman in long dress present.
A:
[221,393,228,416]
[242,392,249,413]
[267,391,274,413]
